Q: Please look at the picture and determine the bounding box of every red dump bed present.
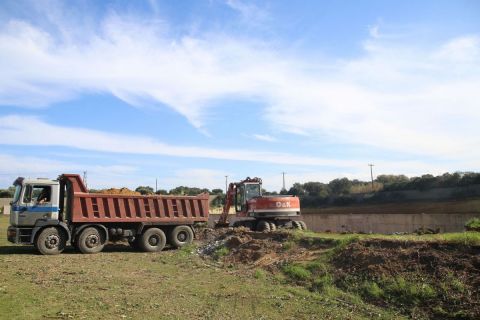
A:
[61,174,209,224]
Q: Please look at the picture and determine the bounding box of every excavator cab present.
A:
[235,182,261,213]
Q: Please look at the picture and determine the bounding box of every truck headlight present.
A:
[7,229,16,238]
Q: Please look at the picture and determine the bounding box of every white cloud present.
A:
[0,154,139,188]
[0,114,363,167]
[252,133,276,142]
[225,0,269,24]
[0,10,479,166]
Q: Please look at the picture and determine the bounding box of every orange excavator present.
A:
[215,177,307,231]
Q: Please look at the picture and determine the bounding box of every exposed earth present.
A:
[196,227,480,319]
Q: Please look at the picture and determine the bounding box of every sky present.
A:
[0,0,479,191]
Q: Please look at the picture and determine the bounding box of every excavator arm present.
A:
[216,182,236,227]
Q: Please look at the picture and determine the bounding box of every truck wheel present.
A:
[256,220,271,232]
[36,227,66,255]
[140,228,166,252]
[77,227,106,254]
[299,221,307,230]
[169,225,194,248]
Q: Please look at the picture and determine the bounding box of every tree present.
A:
[303,182,329,197]
[263,189,278,195]
[155,189,168,195]
[328,178,352,195]
[169,186,210,195]
[376,174,409,185]
[135,186,154,195]
[287,183,306,196]
[0,186,15,198]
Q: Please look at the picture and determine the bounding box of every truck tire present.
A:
[140,228,166,252]
[256,220,271,232]
[169,225,194,248]
[36,227,66,255]
[77,227,106,254]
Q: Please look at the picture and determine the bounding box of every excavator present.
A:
[215,177,307,231]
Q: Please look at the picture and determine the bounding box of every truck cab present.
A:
[8,177,61,244]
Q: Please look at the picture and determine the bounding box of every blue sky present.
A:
[0,0,479,191]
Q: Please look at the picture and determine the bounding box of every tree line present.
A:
[283,172,480,207]
[1,172,479,207]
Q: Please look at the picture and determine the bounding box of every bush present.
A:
[465,218,480,231]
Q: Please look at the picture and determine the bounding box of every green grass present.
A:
[294,229,480,246]
[212,245,229,260]
[282,264,311,281]
[0,215,401,320]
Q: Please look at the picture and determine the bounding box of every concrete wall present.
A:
[209,199,480,233]
[301,212,478,233]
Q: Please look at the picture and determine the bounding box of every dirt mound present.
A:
[197,228,331,269]
[333,239,480,284]
[333,239,480,319]
[96,188,141,195]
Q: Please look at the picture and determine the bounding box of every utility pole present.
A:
[368,164,374,191]
[282,172,286,191]
[155,178,158,193]
[225,175,228,194]
[83,171,88,190]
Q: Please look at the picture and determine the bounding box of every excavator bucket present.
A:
[214,221,230,228]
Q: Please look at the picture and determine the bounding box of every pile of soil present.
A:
[95,188,141,195]
[197,228,329,270]
[332,239,480,319]
[333,240,480,280]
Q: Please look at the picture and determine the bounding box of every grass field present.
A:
[0,215,402,320]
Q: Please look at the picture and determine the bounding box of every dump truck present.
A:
[7,174,209,255]
[216,177,306,231]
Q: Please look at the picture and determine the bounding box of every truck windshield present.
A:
[245,184,261,201]
[12,185,21,204]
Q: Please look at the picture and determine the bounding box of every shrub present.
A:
[465,218,480,231]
